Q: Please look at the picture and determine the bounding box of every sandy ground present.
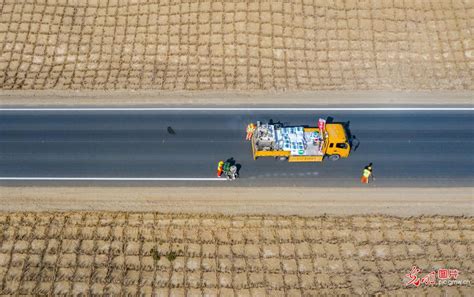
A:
[0,211,471,295]
[1,187,472,216]
[1,1,472,91]
[0,90,473,106]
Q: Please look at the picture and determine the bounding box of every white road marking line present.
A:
[0,108,472,111]
[0,177,225,181]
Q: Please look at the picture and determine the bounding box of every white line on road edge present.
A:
[0,108,472,111]
[0,177,224,181]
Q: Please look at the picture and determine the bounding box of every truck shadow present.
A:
[343,121,360,152]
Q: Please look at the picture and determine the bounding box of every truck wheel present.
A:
[329,154,340,161]
[278,156,288,161]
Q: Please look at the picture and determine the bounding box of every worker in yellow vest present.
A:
[217,161,224,177]
[246,123,256,140]
[361,163,374,184]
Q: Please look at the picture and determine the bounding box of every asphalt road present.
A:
[0,109,473,187]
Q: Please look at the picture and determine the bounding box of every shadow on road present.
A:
[167,126,176,135]
[343,121,360,152]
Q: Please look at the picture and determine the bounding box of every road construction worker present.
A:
[361,163,373,184]
[246,123,256,140]
[217,161,224,177]
[226,165,238,180]
[222,162,238,180]
[223,161,231,175]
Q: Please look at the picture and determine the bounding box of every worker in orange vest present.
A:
[361,163,374,184]
[217,161,224,177]
[246,123,256,140]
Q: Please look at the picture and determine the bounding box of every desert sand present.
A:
[1,0,472,91]
[0,212,472,295]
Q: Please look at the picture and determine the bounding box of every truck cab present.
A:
[324,123,351,160]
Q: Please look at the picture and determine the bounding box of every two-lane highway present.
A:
[0,108,472,187]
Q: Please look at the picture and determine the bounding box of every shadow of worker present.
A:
[225,158,236,166]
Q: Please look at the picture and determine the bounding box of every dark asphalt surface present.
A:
[0,109,473,187]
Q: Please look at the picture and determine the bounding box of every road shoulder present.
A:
[0,90,472,106]
[1,187,472,216]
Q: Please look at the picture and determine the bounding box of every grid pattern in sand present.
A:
[0,212,472,295]
[0,0,472,91]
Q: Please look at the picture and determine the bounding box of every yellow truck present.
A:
[251,121,350,162]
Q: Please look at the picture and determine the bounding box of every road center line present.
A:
[0,177,224,181]
[0,108,472,111]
